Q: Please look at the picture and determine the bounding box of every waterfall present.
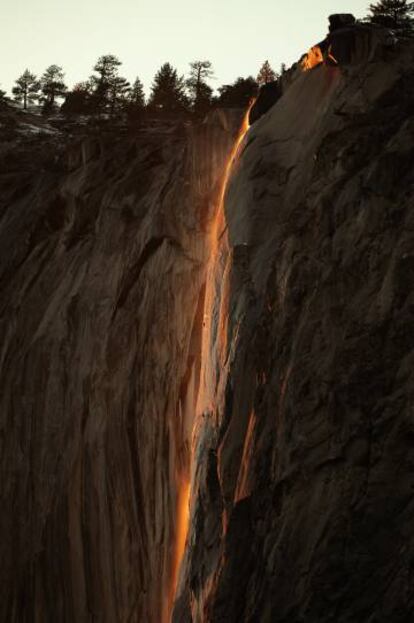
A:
[167,103,253,622]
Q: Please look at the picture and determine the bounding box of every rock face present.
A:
[0,113,242,622]
[175,37,414,623]
[1,30,414,623]
[251,17,399,126]
[249,80,282,126]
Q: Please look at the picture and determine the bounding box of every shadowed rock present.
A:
[249,80,282,125]
[329,13,356,32]
[0,110,243,623]
[175,33,414,623]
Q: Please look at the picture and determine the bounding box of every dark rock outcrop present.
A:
[329,13,356,31]
[249,81,282,126]
[250,17,399,126]
[175,33,414,623]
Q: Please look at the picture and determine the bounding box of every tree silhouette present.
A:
[125,77,146,124]
[186,60,214,115]
[90,54,123,112]
[216,77,258,108]
[368,0,414,27]
[40,65,67,113]
[257,60,277,86]
[12,69,40,109]
[61,82,92,116]
[129,77,146,108]
[108,76,130,116]
[148,63,188,113]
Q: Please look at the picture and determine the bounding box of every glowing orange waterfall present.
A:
[166,103,253,623]
[164,474,190,623]
[192,103,254,621]
[196,102,254,422]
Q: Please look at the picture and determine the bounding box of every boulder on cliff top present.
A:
[329,13,356,32]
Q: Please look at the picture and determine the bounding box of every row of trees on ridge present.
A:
[6,57,282,118]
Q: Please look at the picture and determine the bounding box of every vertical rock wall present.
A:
[176,39,414,623]
[0,117,240,622]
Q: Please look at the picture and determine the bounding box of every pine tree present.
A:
[368,0,414,28]
[108,76,130,115]
[129,77,146,108]
[191,81,213,115]
[40,65,67,113]
[12,69,40,109]
[125,77,146,124]
[89,54,123,112]
[0,89,8,110]
[256,61,277,86]
[186,60,214,115]
[148,63,188,113]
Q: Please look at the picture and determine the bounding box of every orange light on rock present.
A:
[164,474,191,623]
[327,44,339,66]
[301,45,324,71]
[196,99,255,421]
[217,100,254,213]
[171,476,191,594]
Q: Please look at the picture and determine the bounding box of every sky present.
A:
[1,0,370,97]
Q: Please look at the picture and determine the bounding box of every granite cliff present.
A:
[175,28,414,623]
[0,110,244,622]
[1,22,414,623]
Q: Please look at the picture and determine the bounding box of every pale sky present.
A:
[1,1,370,97]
